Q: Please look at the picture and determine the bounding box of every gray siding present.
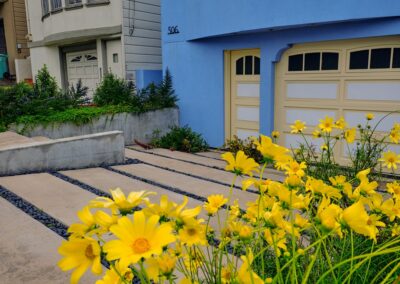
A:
[122,0,161,80]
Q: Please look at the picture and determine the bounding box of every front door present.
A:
[227,49,261,140]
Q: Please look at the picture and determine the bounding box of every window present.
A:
[289,52,339,72]
[41,0,50,15]
[236,56,260,75]
[322,52,339,70]
[288,54,303,71]
[51,0,62,11]
[70,56,82,62]
[304,53,320,71]
[66,0,82,6]
[349,50,369,69]
[85,54,98,61]
[349,47,400,70]
[370,48,391,69]
[393,48,400,68]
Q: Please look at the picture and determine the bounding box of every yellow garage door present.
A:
[275,36,400,161]
[225,49,261,140]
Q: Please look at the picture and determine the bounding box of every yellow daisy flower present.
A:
[290,120,306,133]
[366,113,375,120]
[237,251,264,284]
[318,116,335,133]
[389,129,400,144]
[68,206,96,237]
[379,151,400,170]
[145,252,177,281]
[335,117,347,129]
[96,261,133,284]
[90,188,155,215]
[58,237,102,284]
[344,128,356,143]
[271,130,280,138]
[221,150,259,176]
[178,219,207,246]
[103,211,175,267]
[203,194,227,215]
[252,135,289,162]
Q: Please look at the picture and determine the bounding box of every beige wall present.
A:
[0,0,30,75]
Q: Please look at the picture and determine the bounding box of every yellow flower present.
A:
[342,201,383,242]
[284,160,307,177]
[237,251,264,284]
[93,209,119,233]
[90,188,154,214]
[271,130,280,138]
[178,219,207,246]
[203,194,227,215]
[96,261,133,284]
[344,128,356,143]
[389,129,400,144]
[103,211,175,267]
[318,116,334,133]
[387,181,400,199]
[252,135,289,162]
[317,197,343,236]
[221,150,259,176]
[321,144,328,151]
[58,237,102,284]
[312,129,321,138]
[335,117,347,129]
[264,228,288,257]
[392,224,400,237]
[366,113,375,120]
[238,225,253,239]
[221,266,235,284]
[68,206,96,237]
[379,151,400,170]
[290,120,306,133]
[145,252,177,281]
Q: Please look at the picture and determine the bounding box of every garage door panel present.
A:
[346,81,400,101]
[237,83,260,98]
[237,106,259,122]
[344,111,400,132]
[236,129,259,140]
[285,108,337,126]
[286,82,339,99]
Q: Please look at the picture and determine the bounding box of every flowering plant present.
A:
[291,113,400,181]
[58,137,400,283]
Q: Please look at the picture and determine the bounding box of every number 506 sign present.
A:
[168,26,180,35]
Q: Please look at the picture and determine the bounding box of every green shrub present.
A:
[224,135,263,163]
[93,73,137,106]
[151,125,209,153]
[66,79,89,107]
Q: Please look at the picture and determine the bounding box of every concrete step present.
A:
[0,173,97,226]
[129,145,227,169]
[31,136,52,142]
[112,163,256,209]
[126,149,284,186]
[0,131,35,149]
[196,150,224,160]
[0,197,99,284]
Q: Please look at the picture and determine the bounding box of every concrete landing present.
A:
[0,198,99,284]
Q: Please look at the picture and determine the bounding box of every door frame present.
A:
[224,48,261,142]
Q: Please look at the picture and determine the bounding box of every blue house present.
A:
[162,0,400,154]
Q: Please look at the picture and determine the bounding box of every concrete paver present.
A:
[112,163,256,209]
[129,145,227,169]
[126,149,284,186]
[0,198,99,284]
[196,150,224,160]
[0,173,97,225]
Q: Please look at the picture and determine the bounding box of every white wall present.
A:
[28,0,122,42]
[30,46,62,83]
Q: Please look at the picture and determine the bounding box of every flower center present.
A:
[187,228,197,236]
[388,157,395,163]
[132,238,151,254]
[85,244,96,260]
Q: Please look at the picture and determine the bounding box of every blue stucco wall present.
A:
[135,70,162,90]
[162,1,400,147]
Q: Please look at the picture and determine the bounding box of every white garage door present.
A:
[66,50,99,95]
[275,36,400,161]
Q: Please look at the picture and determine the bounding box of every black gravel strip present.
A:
[134,159,259,195]
[0,185,69,239]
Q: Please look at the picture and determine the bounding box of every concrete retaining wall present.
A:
[0,131,125,176]
[13,108,179,145]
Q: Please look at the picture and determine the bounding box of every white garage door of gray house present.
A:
[66,50,99,95]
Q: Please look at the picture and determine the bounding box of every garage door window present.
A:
[236,56,260,75]
[349,47,400,70]
[288,52,339,72]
